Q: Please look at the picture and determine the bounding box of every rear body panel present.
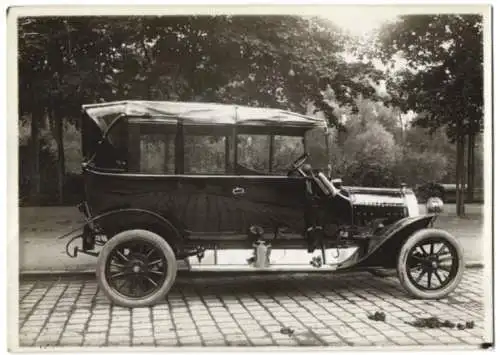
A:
[84,166,307,239]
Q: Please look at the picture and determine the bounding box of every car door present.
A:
[172,176,245,235]
[229,176,307,238]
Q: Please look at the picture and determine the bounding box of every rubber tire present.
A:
[96,229,177,308]
[397,228,464,299]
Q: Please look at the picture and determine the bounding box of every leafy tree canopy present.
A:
[18,15,385,129]
[374,14,483,140]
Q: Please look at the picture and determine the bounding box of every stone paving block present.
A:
[250,337,275,346]
[83,337,108,346]
[383,330,407,338]
[59,335,84,346]
[178,335,203,346]
[21,322,46,331]
[349,339,376,346]
[458,336,483,345]
[132,337,154,346]
[109,327,130,335]
[107,335,130,346]
[195,322,217,329]
[133,329,154,338]
[239,325,262,333]
[273,337,299,346]
[437,336,461,344]
[87,319,109,327]
[245,330,268,338]
[19,334,37,347]
[133,322,153,331]
[295,334,325,346]
[406,331,434,341]
[65,324,86,332]
[175,325,197,332]
[226,337,250,346]
[131,316,151,325]
[199,331,225,340]
[84,331,107,339]
[364,334,389,342]
[156,338,180,346]
[176,329,199,337]
[422,337,447,345]
[154,326,176,335]
[153,318,173,325]
[26,313,50,322]
[390,337,419,346]
[90,313,110,320]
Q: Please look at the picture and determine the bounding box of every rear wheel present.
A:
[397,229,464,299]
[96,229,177,307]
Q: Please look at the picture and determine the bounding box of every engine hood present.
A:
[344,186,407,207]
[344,186,405,197]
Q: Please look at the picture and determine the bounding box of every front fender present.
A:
[338,215,435,269]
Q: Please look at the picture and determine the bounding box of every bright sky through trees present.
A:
[321,7,400,36]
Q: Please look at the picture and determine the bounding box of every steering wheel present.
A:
[288,152,310,176]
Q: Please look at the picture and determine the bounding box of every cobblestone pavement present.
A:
[18,269,489,348]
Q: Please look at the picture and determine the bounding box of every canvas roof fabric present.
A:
[82,100,327,131]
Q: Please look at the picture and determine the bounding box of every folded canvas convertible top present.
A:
[82,100,327,132]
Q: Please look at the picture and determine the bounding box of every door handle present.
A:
[232,187,246,196]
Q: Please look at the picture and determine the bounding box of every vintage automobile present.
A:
[61,100,464,308]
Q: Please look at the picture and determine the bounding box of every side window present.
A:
[184,135,226,174]
[237,135,270,174]
[140,134,175,174]
[272,136,304,175]
[97,117,177,174]
[235,135,305,175]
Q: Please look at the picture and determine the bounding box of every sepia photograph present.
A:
[7,3,493,351]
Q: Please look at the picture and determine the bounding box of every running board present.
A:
[185,247,358,271]
[187,264,341,272]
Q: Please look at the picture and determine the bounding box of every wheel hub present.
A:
[127,256,146,274]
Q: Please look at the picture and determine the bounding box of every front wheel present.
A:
[96,229,177,307]
[397,228,464,299]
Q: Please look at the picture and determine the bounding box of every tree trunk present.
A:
[54,108,65,204]
[455,132,466,216]
[466,132,475,203]
[30,106,43,202]
[460,133,467,215]
[399,112,405,147]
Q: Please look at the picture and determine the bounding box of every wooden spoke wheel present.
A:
[397,229,464,299]
[96,229,177,307]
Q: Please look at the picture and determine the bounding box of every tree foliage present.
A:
[374,14,484,215]
[377,14,483,138]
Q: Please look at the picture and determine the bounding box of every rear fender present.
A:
[338,215,435,269]
[87,208,184,252]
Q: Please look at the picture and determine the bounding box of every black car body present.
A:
[64,100,464,307]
